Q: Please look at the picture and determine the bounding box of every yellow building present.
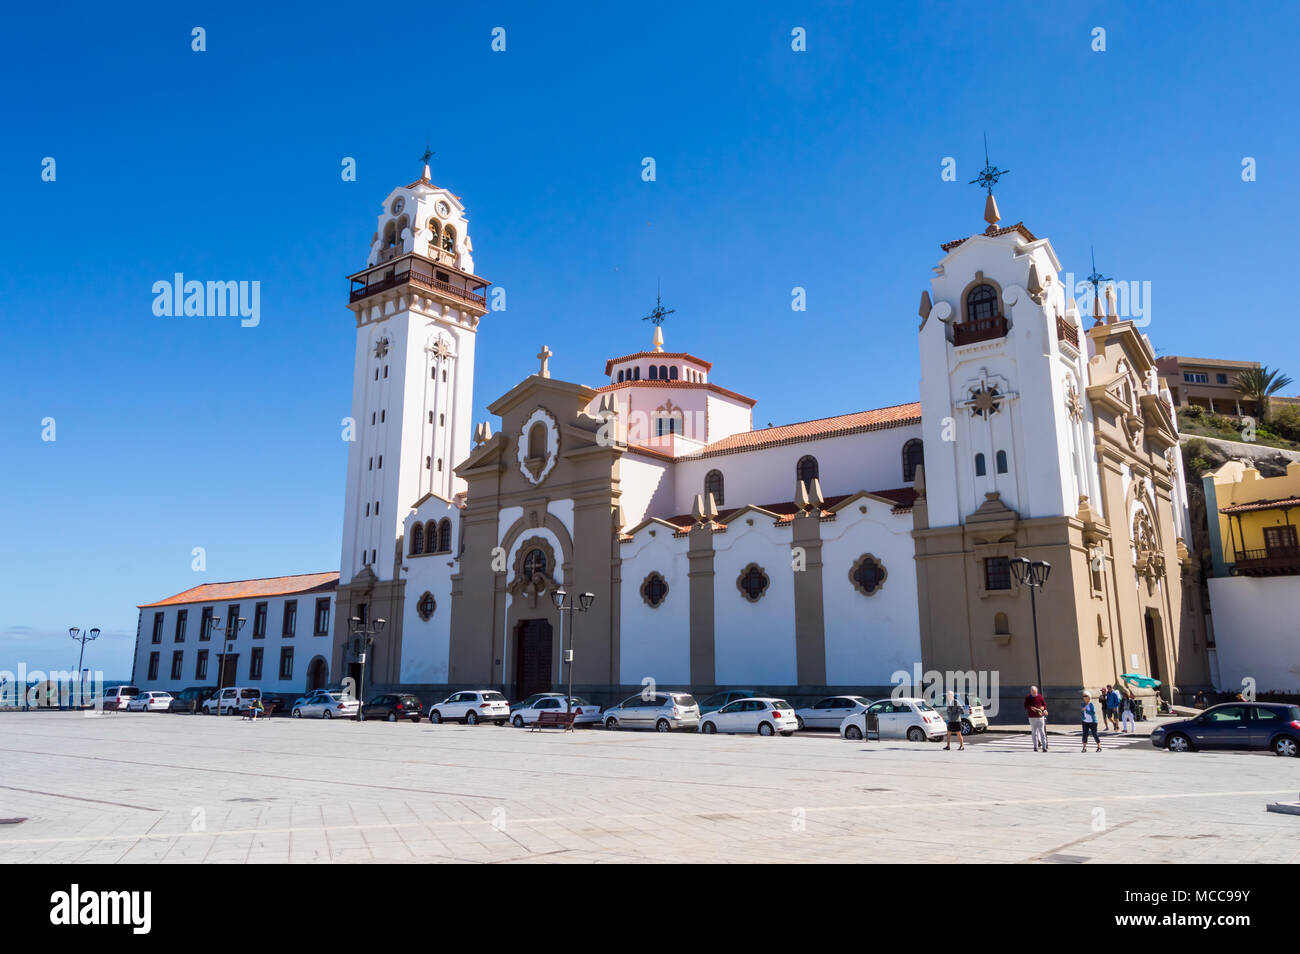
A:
[1207,461,1300,576]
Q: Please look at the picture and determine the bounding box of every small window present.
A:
[522,548,547,578]
[282,601,297,637]
[704,469,725,507]
[633,366,640,381]
[984,557,1011,591]
[975,453,987,477]
[648,365,658,380]
[147,652,160,681]
[669,366,679,380]
[417,591,436,621]
[1216,373,1228,385]
[253,602,268,639]
[174,609,187,642]
[659,365,668,379]
[796,455,819,485]
[313,599,331,637]
[279,647,294,680]
[437,518,452,553]
[618,370,625,383]
[641,572,669,608]
[151,612,164,644]
[902,439,924,482]
[994,612,1010,635]
[249,647,264,680]
[429,411,434,423]
[410,523,425,555]
[378,456,382,468]
[170,651,184,680]
[995,450,1008,474]
[195,650,208,680]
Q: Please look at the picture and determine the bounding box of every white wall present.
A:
[712,517,798,685]
[399,499,459,684]
[617,455,673,529]
[1207,576,1300,693]
[618,527,691,685]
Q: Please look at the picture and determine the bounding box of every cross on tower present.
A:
[641,292,675,327]
[537,345,553,379]
[968,133,1009,195]
[1085,246,1111,323]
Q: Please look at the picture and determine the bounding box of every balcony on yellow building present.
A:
[1206,461,1300,577]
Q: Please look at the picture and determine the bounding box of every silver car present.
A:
[603,691,700,732]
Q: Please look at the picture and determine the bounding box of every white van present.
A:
[202,687,263,715]
[96,686,140,711]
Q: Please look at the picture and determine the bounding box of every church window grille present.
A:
[902,439,924,482]
[737,563,770,603]
[522,548,547,579]
[704,470,725,507]
[417,592,436,621]
[995,450,1008,474]
[974,453,986,477]
[410,523,424,555]
[437,518,452,553]
[796,455,819,485]
[849,554,887,596]
[641,572,669,608]
[425,520,437,550]
[965,283,999,322]
[984,557,1011,591]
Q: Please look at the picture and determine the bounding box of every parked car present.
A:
[700,697,798,736]
[203,687,264,715]
[840,697,945,741]
[511,692,563,712]
[1151,702,1300,756]
[510,695,601,727]
[428,690,510,725]
[125,690,174,712]
[697,689,763,714]
[794,695,873,730]
[941,692,989,735]
[96,686,140,711]
[291,689,359,719]
[168,686,216,713]
[602,691,700,732]
[362,693,424,722]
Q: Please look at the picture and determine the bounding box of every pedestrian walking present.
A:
[1120,690,1137,733]
[943,691,965,751]
[1024,685,1049,752]
[1105,685,1122,731]
[1080,692,1101,751]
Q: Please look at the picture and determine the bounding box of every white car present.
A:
[699,697,799,736]
[840,697,946,742]
[125,690,174,712]
[795,695,874,730]
[428,690,510,725]
[202,686,264,715]
[510,695,601,727]
[291,689,359,719]
[943,693,990,734]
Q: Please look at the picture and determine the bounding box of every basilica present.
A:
[133,163,1213,714]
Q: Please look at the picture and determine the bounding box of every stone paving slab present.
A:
[0,712,1296,864]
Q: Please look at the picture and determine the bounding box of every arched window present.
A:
[669,366,679,380]
[425,520,437,551]
[796,455,819,485]
[902,438,924,482]
[437,518,452,553]
[382,222,397,249]
[994,612,1010,635]
[648,365,658,380]
[409,523,424,556]
[996,450,1008,474]
[659,365,668,379]
[704,470,725,507]
[527,421,547,460]
[441,225,456,253]
[966,283,999,322]
[428,219,442,246]
[975,453,987,477]
[617,370,624,383]
[633,366,641,381]
[522,548,547,579]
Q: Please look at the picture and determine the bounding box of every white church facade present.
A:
[132,165,1212,714]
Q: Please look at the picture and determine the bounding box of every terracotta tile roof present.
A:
[139,572,339,608]
[941,222,1038,253]
[1219,496,1300,515]
[687,403,920,458]
[595,379,757,407]
[647,488,919,536]
[604,351,713,375]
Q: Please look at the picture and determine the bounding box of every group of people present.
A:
[1022,683,1140,753]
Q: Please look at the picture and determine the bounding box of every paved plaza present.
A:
[0,712,1296,863]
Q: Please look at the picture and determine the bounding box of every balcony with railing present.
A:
[1231,546,1300,576]
[1056,315,1079,350]
[349,255,487,309]
[951,313,1009,347]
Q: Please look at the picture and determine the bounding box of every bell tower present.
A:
[333,160,491,685]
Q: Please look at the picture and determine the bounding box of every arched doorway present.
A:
[306,656,328,692]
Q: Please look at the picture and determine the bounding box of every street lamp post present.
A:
[551,588,595,719]
[1009,557,1051,692]
[211,615,246,714]
[349,616,387,721]
[69,627,100,708]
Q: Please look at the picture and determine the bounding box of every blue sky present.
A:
[2,1,1295,678]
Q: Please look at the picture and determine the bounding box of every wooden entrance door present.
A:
[219,653,239,687]
[514,619,554,700]
[1144,614,1161,683]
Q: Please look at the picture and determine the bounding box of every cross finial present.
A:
[419,144,434,181]
[536,345,553,378]
[969,132,1009,196]
[641,290,675,327]
[1085,245,1111,326]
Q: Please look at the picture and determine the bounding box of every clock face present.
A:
[391,197,405,215]
[435,200,450,217]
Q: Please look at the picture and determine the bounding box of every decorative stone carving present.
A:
[508,536,557,609]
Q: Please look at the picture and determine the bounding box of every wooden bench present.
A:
[531,710,576,731]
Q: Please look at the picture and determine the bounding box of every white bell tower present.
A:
[339,161,490,585]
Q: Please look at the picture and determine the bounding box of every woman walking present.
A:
[943,691,966,751]
[1120,690,1137,733]
[1081,691,1102,752]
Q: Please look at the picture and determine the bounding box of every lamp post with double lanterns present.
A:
[211,615,246,714]
[69,627,100,707]
[349,616,387,721]
[551,588,594,719]
[1009,557,1051,692]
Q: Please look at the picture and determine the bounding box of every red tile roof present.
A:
[139,572,339,608]
[604,351,713,375]
[688,403,921,458]
[941,222,1038,253]
[1218,496,1300,515]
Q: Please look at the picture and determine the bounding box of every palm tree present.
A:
[1235,366,1294,420]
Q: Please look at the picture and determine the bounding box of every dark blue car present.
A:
[1151,702,1300,756]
